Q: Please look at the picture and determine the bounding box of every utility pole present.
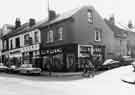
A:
[47,0,50,20]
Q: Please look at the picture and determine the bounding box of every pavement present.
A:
[0,65,135,95]
[41,71,83,77]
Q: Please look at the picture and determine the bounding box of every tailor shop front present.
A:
[41,44,97,72]
[9,49,22,67]
[22,44,42,68]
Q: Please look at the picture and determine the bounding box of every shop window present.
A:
[15,37,20,48]
[47,30,53,43]
[53,54,63,71]
[88,9,93,24]
[95,29,102,41]
[66,54,75,71]
[42,56,51,71]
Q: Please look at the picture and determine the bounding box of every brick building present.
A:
[1,5,135,72]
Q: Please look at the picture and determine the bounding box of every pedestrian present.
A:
[88,60,95,77]
[46,62,52,76]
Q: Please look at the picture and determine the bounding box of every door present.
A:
[66,54,75,71]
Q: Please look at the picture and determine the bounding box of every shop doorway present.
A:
[66,54,76,72]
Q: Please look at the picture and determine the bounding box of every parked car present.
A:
[131,61,135,72]
[120,56,133,66]
[8,65,19,73]
[96,59,119,71]
[17,64,41,75]
[0,63,8,72]
[121,56,133,61]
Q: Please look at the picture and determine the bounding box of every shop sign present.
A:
[10,50,21,54]
[22,44,40,52]
[78,45,93,57]
[41,48,63,55]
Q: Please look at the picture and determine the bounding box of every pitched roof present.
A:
[38,7,83,28]
[2,5,93,39]
[104,19,128,39]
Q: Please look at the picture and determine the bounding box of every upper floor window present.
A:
[95,29,102,41]
[34,29,40,43]
[10,39,13,49]
[47,30,53,43]
[88,10,93,24]
[15,37,20,48]
[3,40,7,50]
[24,34,30,45]
[56,27,63,41]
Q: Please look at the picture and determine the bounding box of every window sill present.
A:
[94,40,101,42]
[46,41,54,44]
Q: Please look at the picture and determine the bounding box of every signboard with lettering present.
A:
[41,48,63,55]
[78,45,93,57]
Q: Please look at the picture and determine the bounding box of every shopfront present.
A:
[22,44,41,67]
[40,44,98,72]
[77,45,93,71]
[93,45,105,64]
[41,44,78,72]
[1,51,9,66]
[9,49,22,67]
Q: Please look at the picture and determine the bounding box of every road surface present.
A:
[0,65,134,95]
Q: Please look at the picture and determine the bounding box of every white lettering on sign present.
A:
[22,44,40,52]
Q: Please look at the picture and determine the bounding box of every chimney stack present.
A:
[48,10,56,21]
[128,20,133,29]
[29,18,36,27]
[15,18,21,29]
[109,15,115,25]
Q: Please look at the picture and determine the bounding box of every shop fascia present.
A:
[78,44,93,57]
[8,44,40,57]
[41,48,63,55]
[22,44,40,53]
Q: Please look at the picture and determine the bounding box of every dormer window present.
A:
[47,30,53,43]
[88,10,93,24]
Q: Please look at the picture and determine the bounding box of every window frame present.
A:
[10,39,13,49]
[56,26,63,41]
[47,30,54,43]
[88,9,93,24]
[34,30,40,43]
[15,37,20,48]
[95,29,102,41]
[24,33,30,45]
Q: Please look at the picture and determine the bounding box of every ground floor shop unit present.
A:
[40,43,105,72]
[1,43,105,72]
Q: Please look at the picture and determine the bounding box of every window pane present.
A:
[15,37,20,48]
[95,29,101,41]
[47,30,53,43]
[58,27,63,40]
[88,10,93,23]
[34,31,39,43]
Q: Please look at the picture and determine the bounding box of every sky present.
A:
[0,0,134,27]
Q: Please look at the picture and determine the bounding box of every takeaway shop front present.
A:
[41,44,78,72]
[40,44,94,72]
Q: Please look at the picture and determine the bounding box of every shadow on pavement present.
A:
[0,71,106,82]
[0,72,85,82]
